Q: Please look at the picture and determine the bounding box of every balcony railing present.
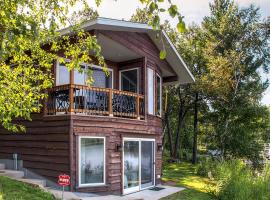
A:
[44,84,145,120]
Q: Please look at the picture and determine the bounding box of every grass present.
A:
[0,176,58,200]
[161,162,215,200]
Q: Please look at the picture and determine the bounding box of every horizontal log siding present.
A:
[0,114,71,183]
[72,114,162,194]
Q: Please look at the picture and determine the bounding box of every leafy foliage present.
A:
[0,0,182,132]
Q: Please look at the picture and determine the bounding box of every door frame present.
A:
[119,68,139,93]
[122,137,156,195]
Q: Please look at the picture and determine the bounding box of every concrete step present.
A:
[0,164,5,170]
[0,170,24,179]
[18,178,46,187]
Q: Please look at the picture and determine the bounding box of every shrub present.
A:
[196,157,218,177]
[212,160,270,200]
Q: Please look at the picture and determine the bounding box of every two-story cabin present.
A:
[0,18,194,195]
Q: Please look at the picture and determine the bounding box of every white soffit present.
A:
[60,17,195,84]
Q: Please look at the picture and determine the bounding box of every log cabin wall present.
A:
[71,114,162,194]
[0,30,171,194]
[0,114,71,184]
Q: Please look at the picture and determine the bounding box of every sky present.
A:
[85,0,270,106]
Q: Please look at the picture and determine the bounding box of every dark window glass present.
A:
[121,69,138,93]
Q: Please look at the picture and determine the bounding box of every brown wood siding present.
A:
[0,114,71,183]
[0,30,166,195]
[72,114,162,194]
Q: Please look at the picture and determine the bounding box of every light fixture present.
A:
[157,143,163,152]
[116,144,122,152]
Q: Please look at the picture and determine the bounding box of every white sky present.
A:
[85,0,270,106]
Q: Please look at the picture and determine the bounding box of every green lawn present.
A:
[161,162,215,200]
[0,176,58,200]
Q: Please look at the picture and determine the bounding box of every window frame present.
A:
[156,73,162,117]
[78,136,106,187]
[56,59,70,86]
[147,67,155,115]
[87,64,114,89]
[56,58,114,89]
[119,67,139,93]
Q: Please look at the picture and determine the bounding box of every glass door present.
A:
[141,141,155,189]
[123,138,155,194]
[123,140,140,194]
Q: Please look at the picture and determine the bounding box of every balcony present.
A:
[44,84,145,120]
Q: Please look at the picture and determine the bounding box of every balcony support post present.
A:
[69,69,74,113]
[109,89,113,117]
[136,94,140,120]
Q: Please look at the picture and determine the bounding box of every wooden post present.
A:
[109,89,113,116]
[136,94,140,120]
[69,70,74,113]
[43,91,48,116]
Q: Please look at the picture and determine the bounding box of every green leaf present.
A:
[168,5,178,18]
[159,8,166,12]
[160,50,166,59]
[149,2,158,13]
[177,21,186,33]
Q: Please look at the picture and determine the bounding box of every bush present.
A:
[196,157,218,177]
[212,160,270,200]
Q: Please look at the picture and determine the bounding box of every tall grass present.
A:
[196,159,270,200]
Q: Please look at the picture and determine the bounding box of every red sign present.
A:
[58,174,70,186]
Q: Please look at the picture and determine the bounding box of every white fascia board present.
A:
[59,17,195,84]
[161,30,195,83]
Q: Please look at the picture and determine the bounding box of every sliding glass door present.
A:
[123,138,155,194]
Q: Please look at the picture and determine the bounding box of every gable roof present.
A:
[60,17,195,84]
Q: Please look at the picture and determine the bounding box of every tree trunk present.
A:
[163,89,174,157]
[192,92,199,164]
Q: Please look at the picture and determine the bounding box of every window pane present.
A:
[90,68,112,88]
[147,68,154,114]
[121,69,138,93]
[74,66,85,85]
[57,63,70,85]
[80,138,104,184]
[157,75,162,116]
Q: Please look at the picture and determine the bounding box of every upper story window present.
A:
[56,59,113,88]
[156,74,162,116]
[120,68,139,93]
[147,68,154,115]
[147,67,162,116]
[56,62,70,85]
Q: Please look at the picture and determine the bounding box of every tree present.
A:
[201,0,270,166]
[0,0,185,132]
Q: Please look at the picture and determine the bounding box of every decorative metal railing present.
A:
[44,84,145,120]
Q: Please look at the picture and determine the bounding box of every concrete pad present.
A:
[0,170,24,179]
[46,188,82,200]
[0,164,5,170]
[18,178,46,187]
[80,185,185,200]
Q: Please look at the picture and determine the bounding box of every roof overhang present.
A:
[60,17,195,84]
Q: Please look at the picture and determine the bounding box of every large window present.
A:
[79,137,105,186]
[74,65,113,88]
[156,74,162,116]
[120,68,139,93]
[56,59,113,88]
[147,68,154,115]
[91,67,113,88]
[56,62,70,85]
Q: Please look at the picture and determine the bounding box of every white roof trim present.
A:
[162,30,195,83]
[60,17,195,84]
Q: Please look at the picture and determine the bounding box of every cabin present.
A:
[0,18,194,195]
